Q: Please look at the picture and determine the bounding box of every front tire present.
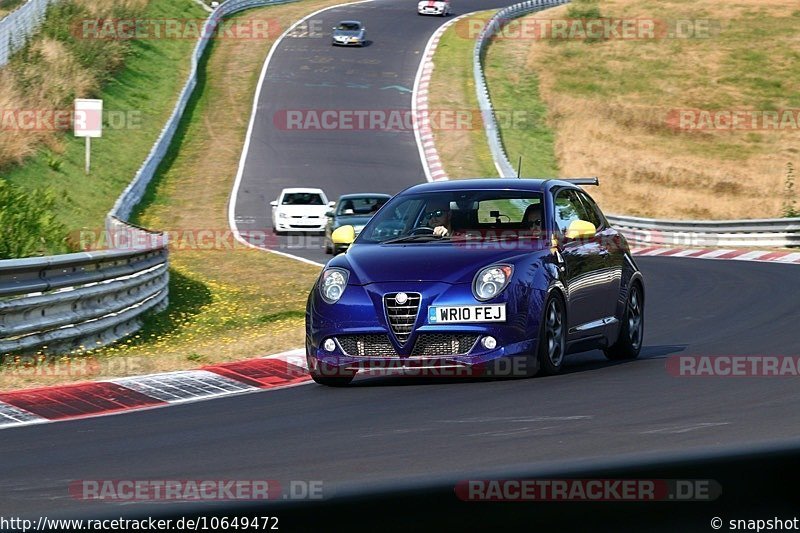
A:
[536,293,567,375]
[604,282,644,361]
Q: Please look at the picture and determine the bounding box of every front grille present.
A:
[336,333,480,358]
[337,335,398,357]
[412,334,479,356]
[384,292,421,345]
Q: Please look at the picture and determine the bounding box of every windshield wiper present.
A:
[381,234,447,244]
[476,234,521,242]
[450,233,532,243]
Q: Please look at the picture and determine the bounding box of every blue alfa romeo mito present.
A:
[305,179,645,386]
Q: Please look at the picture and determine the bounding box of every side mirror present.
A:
[328,201,336,208]
[564,219,596,240]
[270,201,278,207]
[332,225,356,246]
[325,210,335,217]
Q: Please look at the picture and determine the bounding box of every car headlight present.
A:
[320,268,349,304]
[472,264,513,301]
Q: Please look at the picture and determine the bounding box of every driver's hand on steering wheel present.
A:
[433,225,449,237]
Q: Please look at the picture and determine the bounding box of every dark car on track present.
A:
[324,193,391,255]
[305,178,645,386]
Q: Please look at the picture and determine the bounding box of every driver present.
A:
[425,199,452,237]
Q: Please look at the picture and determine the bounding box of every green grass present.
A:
[0,0,24,17]
[428,10,557,179]
[1,0,205,237]
[484,35,558,178]
[427,14,497,178]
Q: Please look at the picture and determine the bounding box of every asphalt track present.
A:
[232,0,515,263]
[2,0,800,520]
[2,258,800,516]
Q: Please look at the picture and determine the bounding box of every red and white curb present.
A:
[0,349,308,430]
[414,14,473,183]
[631,247,800,265]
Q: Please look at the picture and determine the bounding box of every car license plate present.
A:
[428,304,506,324]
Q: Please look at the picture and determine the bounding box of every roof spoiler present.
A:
[562,177,599,186]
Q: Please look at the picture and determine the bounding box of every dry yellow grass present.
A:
[0,36,97,166]
[0,0,145,169]
[511,0,800,219]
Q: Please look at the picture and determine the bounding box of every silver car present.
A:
[332,20,366,46]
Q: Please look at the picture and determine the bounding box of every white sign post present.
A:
[74,99,103,174]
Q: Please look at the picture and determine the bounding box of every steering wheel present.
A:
[409,226,435,235]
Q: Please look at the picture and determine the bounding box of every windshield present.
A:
[281,192,324,205]
[336,22,360,31]
[357,190,545,243]
[336,196,388,216]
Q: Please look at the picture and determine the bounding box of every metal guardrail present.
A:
[0,220,169,355]
[607,215,800,248]
[473,0,800,248]
[1,0,298,356]
[0,0,58,67]
[473,0,569,178]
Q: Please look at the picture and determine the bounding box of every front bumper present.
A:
[275,220,326,231]
[418,7,446,14]
[307,281,539,377]
[332,37,364,45]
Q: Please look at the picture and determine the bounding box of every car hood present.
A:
[333,215,371,228]
[341,241,550,284]
[333,30,362,37]
[275,205,327,215]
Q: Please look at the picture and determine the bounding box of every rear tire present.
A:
[536,293,566,375]
[604,283,644,361]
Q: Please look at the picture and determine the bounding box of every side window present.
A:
[553,189,591,233]
[576,191,604,229]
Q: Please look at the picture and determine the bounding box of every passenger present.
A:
[523,203,543,234]
[522,203,543,238]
